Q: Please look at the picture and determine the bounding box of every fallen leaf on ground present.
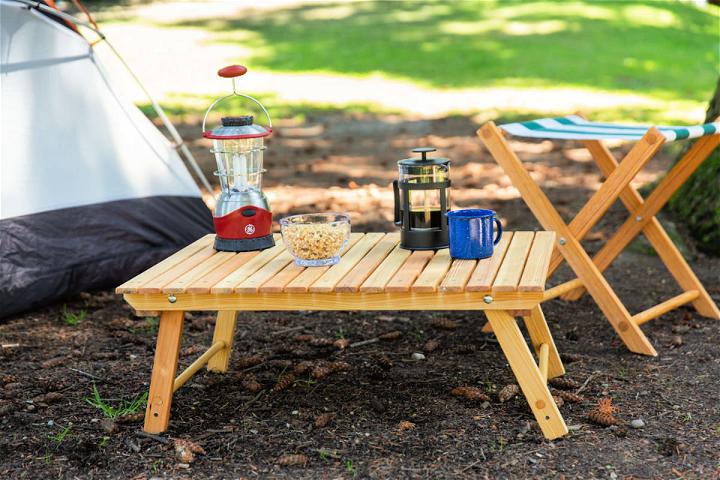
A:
[174,438,205,463]
[423,339,440,353]
[398,421,415,431]
[497,384,520,403]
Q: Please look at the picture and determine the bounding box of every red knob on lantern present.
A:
[218,65,248,78]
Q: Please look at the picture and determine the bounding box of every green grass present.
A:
[48,425,72,445]
[168,1,718,102]
[85,385,148,419]
[62,305,86,326]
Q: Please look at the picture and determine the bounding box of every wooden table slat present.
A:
[136,245,217,294]
[412,249,452,293]
[466,232,514,291]
[518,232,556,292]
[439,259,477,293]
[259,233,364,293]
[211,239,287,294]
[284,233,366,293]
[309,233,386,293]
[359,244,412,293]
[335,233,400,293]
[492,232,535,292]
[115,234,214,293]
[162,251,236,293]
[186,251,259,294]
[385,250,434,293]
[235,251,294,293]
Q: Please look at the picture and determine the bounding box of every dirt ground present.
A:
[2,112,719,479]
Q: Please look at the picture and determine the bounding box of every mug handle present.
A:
[493,217,503,245]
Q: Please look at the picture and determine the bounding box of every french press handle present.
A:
[392,180,402,226]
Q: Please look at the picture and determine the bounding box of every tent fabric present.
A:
[500,115,720,142]
[0,0,213,318]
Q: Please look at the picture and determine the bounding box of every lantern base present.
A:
[399,228,449,251]
[214,234,275,252]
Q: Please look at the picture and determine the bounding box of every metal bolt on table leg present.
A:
[483,295,493,304]
[635,215,642,222]
[558,238,566,246]
[168,294,177,304]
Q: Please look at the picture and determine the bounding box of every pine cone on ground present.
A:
[276,454,307,466]
[272,373,296,392]
[588,397,620,426]
[237,355,264,368]
[552,395,565,408]
[560,352,586,363]
[430,319,458,330]
[453,344,477,354]
[379,330,402,341]
[423,340,440,353]
[240,373,262,393]
[293,334,315,343]
[309,337,334,347]
[311,364,333,380]
[497,384,520,403]
[293,361,314,375]
[548,377,580,390]
[314,412,335,428]
[450,386,491,402]
[376,355,394,369]
[267,359,294,369]
[553,390,585,403]
[328,361,350,372]
[588,410,618,426]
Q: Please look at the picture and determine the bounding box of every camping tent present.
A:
[0,0,213,317]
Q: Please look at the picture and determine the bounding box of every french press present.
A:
[393,147,451,250]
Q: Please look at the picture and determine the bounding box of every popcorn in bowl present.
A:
[280,213,351,267]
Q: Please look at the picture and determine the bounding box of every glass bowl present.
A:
[280,213,351,267]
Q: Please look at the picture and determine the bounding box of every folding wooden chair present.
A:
[478,115,720,356]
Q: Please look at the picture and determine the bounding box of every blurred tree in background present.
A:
[671,76,720,256]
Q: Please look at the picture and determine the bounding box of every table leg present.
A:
[207,311,238,372]
[522,305,564,379]
[144,310,184,434]
[486,309,568,440]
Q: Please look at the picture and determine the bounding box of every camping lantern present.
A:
[202,65,275,252]
[393,147,450,250]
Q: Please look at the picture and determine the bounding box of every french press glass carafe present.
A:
[392,147,450,250]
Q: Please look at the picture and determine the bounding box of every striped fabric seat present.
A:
[500,115,720,142]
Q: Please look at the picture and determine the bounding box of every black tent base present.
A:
[1,195,213,319]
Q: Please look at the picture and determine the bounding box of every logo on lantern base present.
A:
[244,224,256,235]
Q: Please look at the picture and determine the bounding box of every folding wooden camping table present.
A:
[117,231,570,440]
[479,115,720,357]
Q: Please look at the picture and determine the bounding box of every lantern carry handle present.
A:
[201,65,273,134]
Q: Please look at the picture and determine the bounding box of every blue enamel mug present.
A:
[446,209,502,259]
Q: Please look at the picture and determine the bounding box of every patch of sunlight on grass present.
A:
[503,20,568,36]
[300,4,356,21]
[622,5,679,27]
[492,1,616,21]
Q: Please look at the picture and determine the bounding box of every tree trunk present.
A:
[669,76,720,256]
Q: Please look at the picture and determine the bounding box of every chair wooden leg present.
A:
[486,309,568,440]
[563,137,720,320]
[522,306,564,379]
[144,310,185,434]
[479,122,657,356]
[207,311,238,372]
